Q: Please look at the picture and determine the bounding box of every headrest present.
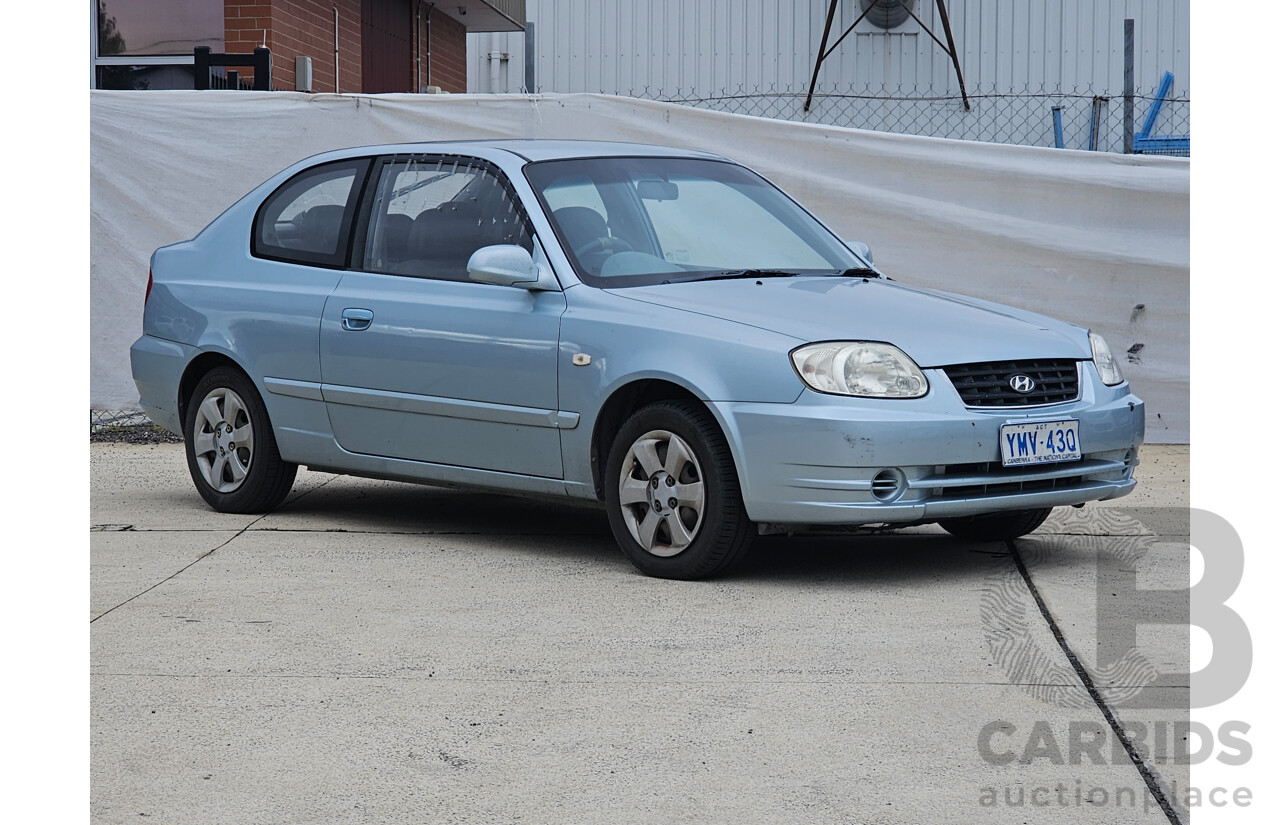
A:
[553,206,608,251]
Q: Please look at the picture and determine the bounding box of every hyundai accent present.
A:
[131,140,1143,579]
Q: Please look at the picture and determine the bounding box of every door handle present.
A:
[341,308,374,331]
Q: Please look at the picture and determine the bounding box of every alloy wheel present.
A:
[617,429,706,557]
[191,387,255,493]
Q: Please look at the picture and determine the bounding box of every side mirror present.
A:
[847,241,874,266]
[467,245,543,289]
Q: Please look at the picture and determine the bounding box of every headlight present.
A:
[1089,331,1125,386]
[790,342,928,398]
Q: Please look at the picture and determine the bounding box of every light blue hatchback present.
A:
[132,140,1143,579]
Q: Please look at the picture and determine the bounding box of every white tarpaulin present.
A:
[91,90,1189,441]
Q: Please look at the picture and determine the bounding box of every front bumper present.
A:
[711,363,1144,526]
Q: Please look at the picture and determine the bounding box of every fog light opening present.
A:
[871,468,907,502]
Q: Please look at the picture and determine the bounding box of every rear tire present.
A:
[604,401,753,579]
[939,508,1053,542]
[183,367,296,514]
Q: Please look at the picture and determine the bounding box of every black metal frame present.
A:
[194,46,273,91]
[804,0,970,113]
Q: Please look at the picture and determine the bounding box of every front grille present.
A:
[942,359,1080,407]
[909,454,1132,502]
[929,461,1088,498]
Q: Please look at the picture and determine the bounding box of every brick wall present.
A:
[225,0,362,93]
[419,9,467,94]
[272,0,362,93]
[223,1,272,85]
[225,3,271,53]
[224,0,468,94]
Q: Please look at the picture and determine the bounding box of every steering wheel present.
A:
[575,236,635,258]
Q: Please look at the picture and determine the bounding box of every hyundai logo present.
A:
[1008,374,1037,394]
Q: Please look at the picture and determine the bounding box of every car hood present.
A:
[608,276,1091,367]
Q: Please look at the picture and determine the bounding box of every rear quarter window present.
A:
[252,158,371,267]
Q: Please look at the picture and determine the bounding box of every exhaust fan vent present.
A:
[858,0,916,30]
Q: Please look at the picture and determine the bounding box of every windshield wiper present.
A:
[698,269,802,281]
[839,267,881,278]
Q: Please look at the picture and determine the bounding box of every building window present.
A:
[93,0,226,89]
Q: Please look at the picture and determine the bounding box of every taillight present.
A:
[144,269,153,307]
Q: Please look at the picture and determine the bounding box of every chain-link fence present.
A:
[641,82,1188,157]
[91,408,182,443]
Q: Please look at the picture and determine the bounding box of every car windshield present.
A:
[523,156,867,287]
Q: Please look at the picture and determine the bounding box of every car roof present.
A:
[311,139,729,164]
[476,140,728,162]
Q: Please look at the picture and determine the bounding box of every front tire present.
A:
[938,508,1053,542]
[183,367,297,514]
[604,401,753,579]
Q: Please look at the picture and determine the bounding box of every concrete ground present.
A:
[91,443,1190,824]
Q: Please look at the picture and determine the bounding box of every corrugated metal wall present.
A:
[470,0,1188,95]
[466,0,1188,150]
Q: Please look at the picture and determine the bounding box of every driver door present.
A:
[319,155,568,479]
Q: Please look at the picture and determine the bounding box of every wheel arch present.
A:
[590,378,741,501]
[177,350,250,427]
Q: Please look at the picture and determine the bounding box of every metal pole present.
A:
[524,21,536,93]
[1089,96,1109,151]
[804,0,840,113]
[91,0,99,88]
[820,6,875,63]
[933,0,970,110]
[1123,18,1134,154]
[425,3,433,87]
[253,46,271,91]
[194,46,211,90]
[489,33,502,93]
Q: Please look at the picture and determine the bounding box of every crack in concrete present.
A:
[1006,539,1183,825]
[89,477,337,625]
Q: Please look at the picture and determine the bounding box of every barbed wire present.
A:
[627,82,1189,157]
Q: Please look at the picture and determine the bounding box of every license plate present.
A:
[999,419,1081,467]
